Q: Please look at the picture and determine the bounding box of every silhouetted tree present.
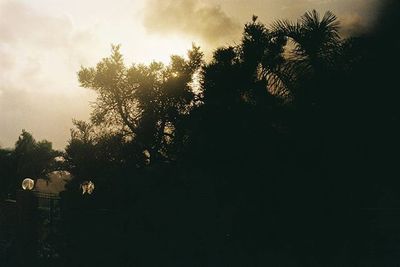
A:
[14,130,58,180]
[59,8,397,266]
[77,44,203,163]
[0,130,60,198]
[0,147,15,199]
[272,10,343,108]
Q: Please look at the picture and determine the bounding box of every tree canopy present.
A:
[2,8,399,265]
[77,44,203,162]
[0,130,60,198]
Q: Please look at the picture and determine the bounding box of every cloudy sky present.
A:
[0,0,380,149]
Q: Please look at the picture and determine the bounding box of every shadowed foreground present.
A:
[1,2,400,266]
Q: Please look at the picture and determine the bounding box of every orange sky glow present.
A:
[0,0,380,149]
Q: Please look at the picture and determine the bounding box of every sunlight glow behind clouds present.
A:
[0,0,380,149]
[0,0,194,149]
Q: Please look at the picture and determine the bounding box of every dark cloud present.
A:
[339,13,369,37]
[143,0,241,45]
[275,0,380,37]
[142,0,381,44]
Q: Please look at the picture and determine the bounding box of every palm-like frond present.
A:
[302,10,340,45]
[271,19,302,41]
[272,10,341,61]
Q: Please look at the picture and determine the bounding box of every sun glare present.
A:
[131,35,195,65]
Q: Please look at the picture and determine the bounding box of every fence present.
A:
[32,191,61,228]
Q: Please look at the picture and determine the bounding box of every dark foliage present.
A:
[0,130,61,199]
[1,4,399,265]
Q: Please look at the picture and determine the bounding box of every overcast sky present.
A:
[0,0,380,149]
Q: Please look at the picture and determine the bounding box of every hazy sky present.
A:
[0,0,380,149]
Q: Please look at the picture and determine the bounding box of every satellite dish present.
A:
[80,181,95,195]
[22,178,35,190]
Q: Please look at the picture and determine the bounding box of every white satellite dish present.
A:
[80,181,95,195]
[21,178,35,190]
